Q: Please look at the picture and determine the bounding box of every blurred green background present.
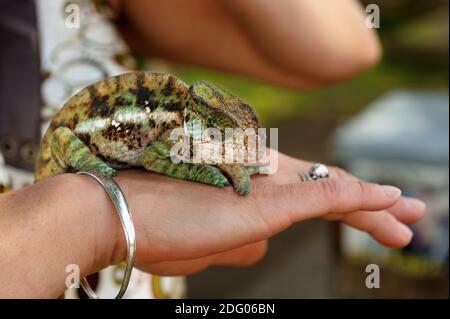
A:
[164,0,448,298]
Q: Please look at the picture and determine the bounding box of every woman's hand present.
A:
[103,150,425,276]
[0,150,425,297]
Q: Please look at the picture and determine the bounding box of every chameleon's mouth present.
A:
[190,135,264,165]
[178,112,264,165]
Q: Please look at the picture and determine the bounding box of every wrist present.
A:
[59,173,126,273]
[0,174,125,297]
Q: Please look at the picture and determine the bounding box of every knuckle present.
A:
[279,183,301,197]
[354,181,369,208]
[355,180,368,198]
[320,179,342,199]
[252,183,274,200]
[254,183,297,202]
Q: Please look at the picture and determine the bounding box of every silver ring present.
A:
[300,163,330,182]
[77,171,136,299]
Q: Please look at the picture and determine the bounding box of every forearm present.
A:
[0,174,118,298]
[110,0,380,88]
[219,0,382,83]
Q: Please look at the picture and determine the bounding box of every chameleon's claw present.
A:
[97,165,117,177]
[246,166,260,176]
[215,180,224,188]
[234,182,251,196]
[218,164,251,196]
[213,173,229,188]
[194,165,230,189]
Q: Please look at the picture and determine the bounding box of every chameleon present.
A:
[35,71,261,195]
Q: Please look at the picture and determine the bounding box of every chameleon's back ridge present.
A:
[35,71,260,195]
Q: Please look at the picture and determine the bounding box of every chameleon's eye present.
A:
[189,81,259,130]
[211,112,236,129]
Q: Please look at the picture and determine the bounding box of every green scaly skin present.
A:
[35,72,260,195]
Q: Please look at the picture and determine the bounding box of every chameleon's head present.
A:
[186,81,259,131]
[185,81,262,164]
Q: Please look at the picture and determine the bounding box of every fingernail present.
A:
[399,223,413,241]
[381,185,402,198]
[406,197,427,212]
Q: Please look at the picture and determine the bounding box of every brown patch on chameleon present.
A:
[35,72,261,195]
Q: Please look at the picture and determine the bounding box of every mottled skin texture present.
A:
[35,72,260,195]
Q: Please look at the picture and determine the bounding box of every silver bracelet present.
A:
[77,171,136,299]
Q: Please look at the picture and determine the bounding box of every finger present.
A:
[341,210,413,248]
[295,165,425,224]
[257,179,402,222]
[324,196,426,224]
[386,196,426,224]
[142,241,268,276]
[324,169,426,224]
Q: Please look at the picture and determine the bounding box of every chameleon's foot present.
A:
[194,165,230,188]
[232,176,251,196]
[246,166,260,176]
[141,143,230,188]
[76,164,116,177]
[218,164,251,196]
[96,164,117,177]
[44,126,118,181]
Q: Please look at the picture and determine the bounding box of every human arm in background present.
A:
[108,0,381,88]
